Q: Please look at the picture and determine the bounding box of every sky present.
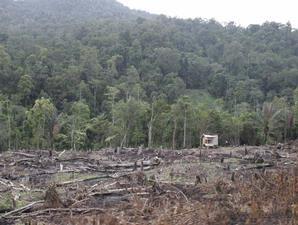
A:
[117,0,298,28]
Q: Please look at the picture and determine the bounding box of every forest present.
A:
[0,0,298,151]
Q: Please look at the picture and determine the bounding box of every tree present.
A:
[195,108,211,147]
[113,98,148,147]
[86,115,111,149]
[105,86,120,125]
[147,98,155,148]
[206,110,222,137]
[293,88,298,138]
[0,45,13,93]
[171,103,179,150]
[68,101,90,150]
[223,41,245,75]
[27,98,56,149]
[239,112,262,145]
[89,79,105,114]
[107,55,124,78]
[1,2,298,150]
[17,74,34,105]
[79,46,102,82]
[0,96,12,151]
[170,96,192,149]
[208,73,228,98]
[261,98,290,144]
[177,96,191,148]
[182,53,211,89]
[46,65,81,109]
[162,73,186,102]
[155,48,181,75]
[147,96,169,148]
[118,66,142,101]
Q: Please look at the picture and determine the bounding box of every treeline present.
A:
[0,92,298,150]
[0,0,298,150]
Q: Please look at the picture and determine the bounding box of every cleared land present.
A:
[0,142,297,225]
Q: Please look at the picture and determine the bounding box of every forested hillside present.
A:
[0,0,297,151]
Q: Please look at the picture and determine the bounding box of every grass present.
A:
[0,193,13,212]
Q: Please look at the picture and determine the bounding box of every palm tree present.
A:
[261,100,294,144]
[262,102,282,144]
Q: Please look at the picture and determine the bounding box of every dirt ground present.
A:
[0,142,297,225]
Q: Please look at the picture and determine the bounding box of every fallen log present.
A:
[90,187,147,197]
[57,157,91,162]
[56,158,159,172]
[0,187,11,193]
[11,152,36,158]
[15,207,104,218]
[56,175,112,186]
[107,159,160,169]
[1,201,44,218]
[0,178,14,187]
[0,208,14,214]
[0,178,31,192]
[9,158,36,166]
[95,166,153,173]
[9,170,81,180]
[58,150,66,158]
[236,163,274,171]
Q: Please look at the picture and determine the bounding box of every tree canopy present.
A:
[0,0,297,150]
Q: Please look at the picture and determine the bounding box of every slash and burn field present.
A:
[0,143,297,225]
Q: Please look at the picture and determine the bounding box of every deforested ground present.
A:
[0,142,297,225]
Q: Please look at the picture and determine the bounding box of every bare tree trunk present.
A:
[148,103,154,148]
[71,129,74,150]
[183,110,187,149]
[148,123,152,148]
[236,122,240,146]
[42,116,46,149]
[284,110,287,143]
[121,132,127,148]
[7,108,11,151]
[71,117,76,151]
[189,128,192,147]
[264,125,269,144]
[199,132,202,148]
[36,125,40,150]
[172,119,177,150]
[112,96,115,126]
[93,88,97,113]
[137,86,140,102]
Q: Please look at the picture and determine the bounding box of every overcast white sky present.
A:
[118,0,298,28]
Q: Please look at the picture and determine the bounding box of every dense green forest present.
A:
[0,0,297,151]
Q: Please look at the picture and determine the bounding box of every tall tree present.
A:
[114,98,148,147]
[27,98,56,149]
[68,101,90,150]
[176,96,191,148]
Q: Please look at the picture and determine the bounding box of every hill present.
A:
[0,0,297,150]
[0,0,152,31]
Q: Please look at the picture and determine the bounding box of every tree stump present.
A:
[195,175,201,185]
[44,185,64,208]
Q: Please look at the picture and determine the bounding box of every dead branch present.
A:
[58,150,66,158]
[1,201,44,218]
[11,152,36,158]
[107,159,160,169]
[89,187,147,197]
[29,207,104,216]
[56,175,112,186]
[236,163,274,171]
